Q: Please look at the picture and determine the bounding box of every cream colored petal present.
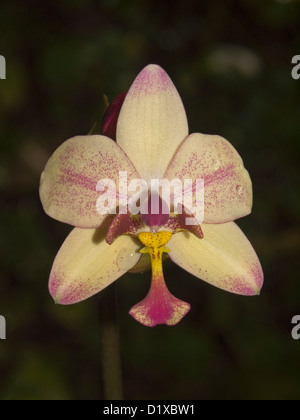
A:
[164,133,252,223]
[40,135,140,228]
[117,64,188,182]
[168,222,263,296]
[49,227,141,304]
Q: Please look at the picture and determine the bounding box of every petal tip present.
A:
[49,271,73,305]
[132,64,174,95]
[231,263,264,297]
[251,261,264,296]
[53,296,60,305]
[49,276,64,305]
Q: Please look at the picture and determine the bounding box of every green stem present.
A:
[89,94,109,135]
[98,284,124,400]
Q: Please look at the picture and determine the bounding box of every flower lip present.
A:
[129,231,191,326]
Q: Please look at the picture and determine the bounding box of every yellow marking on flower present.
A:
[138,231,172,249]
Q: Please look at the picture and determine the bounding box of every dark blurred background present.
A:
[1,0,300,400]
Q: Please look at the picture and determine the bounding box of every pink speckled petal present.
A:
[164,133,252,223]
[49,227,141,305]
[117,65,188,182]
[40,135,140,228]
[168,222,263,296]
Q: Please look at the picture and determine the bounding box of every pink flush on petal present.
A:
[130,64,174,96]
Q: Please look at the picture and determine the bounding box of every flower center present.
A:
[138,231,172,250]
[129,231,190,327]
[140,194,170,228]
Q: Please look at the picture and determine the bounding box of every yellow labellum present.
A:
[138,231,172,249]
[138,231,172,277]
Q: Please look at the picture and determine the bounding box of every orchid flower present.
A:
[40,64,263,327]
